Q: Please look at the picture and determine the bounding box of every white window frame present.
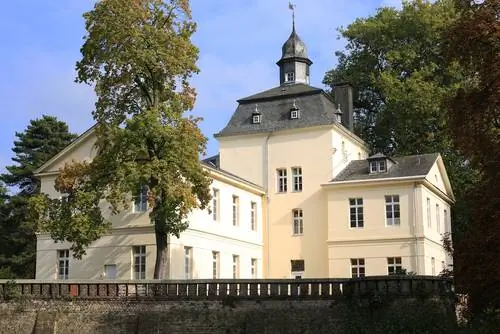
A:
[444,209,450,233]
[370,160,386,173]
[134,184,148,212]
[132,245,146,280]
[212,251,219,279]
[349,198,364,228]
[427,197,431,228]
[385,195,400,226]
[436,203,441,233]
[285,72,295,82]
[292,167,303,192]
[251,258,257,278]
[250,201,257,231]
[277,168,287,193]
[351,258,365,278]
[292,209,303,235]
[212,188,219,221]
[290,109,299,119]
[184,246,193,279]
[232,255,240,279]
[252,114,261,124]
[232,195,239,226]
[104,264,117,279]
[387,257,402,275]
[58,249,70,280]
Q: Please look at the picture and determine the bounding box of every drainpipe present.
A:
[413,182,420,274]
[264,132,273,277]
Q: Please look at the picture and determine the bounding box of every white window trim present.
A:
[57,249,70,280]
[351,258,365,278]
[250,201,257,231]
[290,110,299,119]
[277,168,287,193]
[184,246,193,279]
[251,258,258,278]
[349,198,364,228]
[291,167,303,192]
[212,251,219,279]
[232,255,240,279]
[252,114,261,124]
[133,185,148,213]
[212,188,219,221]
[387,257,402,275]
[427,198,431,228]
[232,195,239,226]
[132,245,146,280]
[292,209,303,236]
[385,195,401,226]
[285,72,295,82]
[436,203,441,233]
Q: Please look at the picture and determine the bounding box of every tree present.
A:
[322,0,478,238]
[30,0,211,279]
[0,116,77,278]
[443,0,500,316]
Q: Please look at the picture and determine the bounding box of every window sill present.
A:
[292,233,303,237]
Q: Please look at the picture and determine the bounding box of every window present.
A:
[349,198,364,228]
[251,202,257,231]
[431,257,436,275]
[232,195,239,226]
[290,109,299,119]
[58,249,70,280]
[444,209,450,233]
[104,264,117,279]
[212,251,219,279]
[292,209,303,235]
[291,259,305,278]
[385,195,400,226]
[285,72,295,82]
[277,168,287,193]
[427,198,431,228]
[436,204,441,233]
[251,258,257,278]
[292,167,303,192]
[134,184,148,212]
[184,247,193,279]
[387,257,402,275]
[212,189,219,221]
[232,255,240,279]
[133,245,146,279]
[252,114,261,124]
[370,160,386,173]
[351,259,365,278]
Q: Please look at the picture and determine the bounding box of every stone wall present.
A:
[0,277,457,334]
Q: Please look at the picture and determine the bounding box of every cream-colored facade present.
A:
[34,24,454,281]
[35,131,265,280]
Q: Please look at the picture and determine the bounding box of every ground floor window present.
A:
[351,258,365,278]
[387,257,402,275]
[58,249,70,280]
[133,245,146,279]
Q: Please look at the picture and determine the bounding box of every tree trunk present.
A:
[153,223,169,279]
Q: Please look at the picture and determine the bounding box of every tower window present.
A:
[252,114,261,124]
[285,72,295,82]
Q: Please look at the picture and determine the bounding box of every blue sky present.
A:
[0,0,401,173]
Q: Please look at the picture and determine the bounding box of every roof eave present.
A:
[321,175,427,187]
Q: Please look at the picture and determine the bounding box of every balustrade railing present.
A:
[0,276,453,301]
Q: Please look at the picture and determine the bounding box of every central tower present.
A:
[276,19,312,85]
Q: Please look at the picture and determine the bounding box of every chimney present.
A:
[334,83,354,131]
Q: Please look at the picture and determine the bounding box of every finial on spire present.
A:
[288,2,296,31]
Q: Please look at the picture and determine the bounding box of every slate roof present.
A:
[215,83,338,137]
[332,153,440,182]
[280,28,309,61]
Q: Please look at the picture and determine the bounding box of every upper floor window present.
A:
[385,195,400,226]
[277,168,287,193]
[292,209,303,235]
[184,246,193,279]
[134,184,148,212]
[444,209,450,233]
[292,167,303,192]
[387,257,402,275]
[251,201,257,231]
[351,258,365,278]
[370,160,386,173]
[252,114,261,124]
[212,251,219,279]
[132,245,146,279]
[58,249,70,280]
[349,198,364,228]
[285,72,295,82]
[232,195,239,226]
[212,188,219,221]
[436,204,441,233]
[427,198,431,228]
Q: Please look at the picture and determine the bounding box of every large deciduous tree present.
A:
[323,0,478,239]
[30,0,211,279]
[0,116,77,278]
[443,0,500,316]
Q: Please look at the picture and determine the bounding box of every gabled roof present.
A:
[215,84,339,137]
[332,153,440,182]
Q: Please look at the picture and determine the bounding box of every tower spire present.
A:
[289,2,296,31]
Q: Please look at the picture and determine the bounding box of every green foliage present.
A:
[30,0,211,278]
[0,116,76,278]
[323,0,479,247]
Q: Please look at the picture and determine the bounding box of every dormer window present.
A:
[370,160,386,173]
[290,109,299,119]
[368,153,393,174]
[252,114,261,124]
[285,72,295,82]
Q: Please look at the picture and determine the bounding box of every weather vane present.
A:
[288,2,296,30]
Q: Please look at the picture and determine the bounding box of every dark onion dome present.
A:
[280,26,308,61]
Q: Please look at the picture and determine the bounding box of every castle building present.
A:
[34,23,454,280]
